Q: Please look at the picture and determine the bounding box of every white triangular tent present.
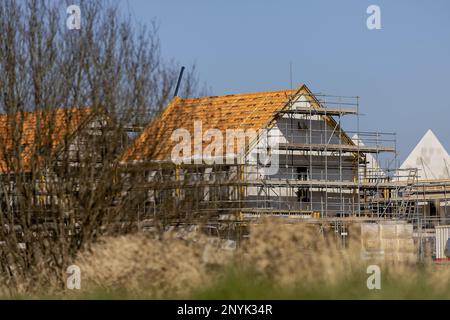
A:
[399,129,450,181]
[352,134,385,178]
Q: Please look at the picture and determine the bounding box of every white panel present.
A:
[400,130,450,181]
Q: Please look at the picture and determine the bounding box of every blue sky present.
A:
[122,0,450,161]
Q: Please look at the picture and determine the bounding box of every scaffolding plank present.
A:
[245,179,407,189]
[276,107,358,116]
[241,208,313,214]
[136,178,408,190]
[278,142,395,153]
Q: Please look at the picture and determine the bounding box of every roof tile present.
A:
[0,107,93,173]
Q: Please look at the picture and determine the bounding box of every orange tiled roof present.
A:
[121,84,354,162]
[121,87,301,162]
[0,107,94,173]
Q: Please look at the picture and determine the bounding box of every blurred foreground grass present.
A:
[10,264,450,300]
[191,266,448,300]
[4,220,450,300]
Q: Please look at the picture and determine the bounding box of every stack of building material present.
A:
[360,222,416,262]
[361,223,382,256]
[435,225,450,261]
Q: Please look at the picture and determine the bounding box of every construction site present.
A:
[120,84,450,262]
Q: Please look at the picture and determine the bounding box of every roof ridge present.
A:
[0,106,92,118]
[181,88,298,102]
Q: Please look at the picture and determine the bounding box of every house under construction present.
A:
[120,84,448,229]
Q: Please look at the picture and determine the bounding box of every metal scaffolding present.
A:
[122,91,427,225]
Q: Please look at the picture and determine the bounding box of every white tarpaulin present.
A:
[351,134,385,178]
[399,129,450,181]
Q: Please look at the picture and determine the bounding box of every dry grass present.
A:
[78,235,204,298]
[74,229,233,298]
[238,220,358,287]
[2,218,450,299]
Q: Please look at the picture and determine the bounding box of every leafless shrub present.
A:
[0,0,206,295]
